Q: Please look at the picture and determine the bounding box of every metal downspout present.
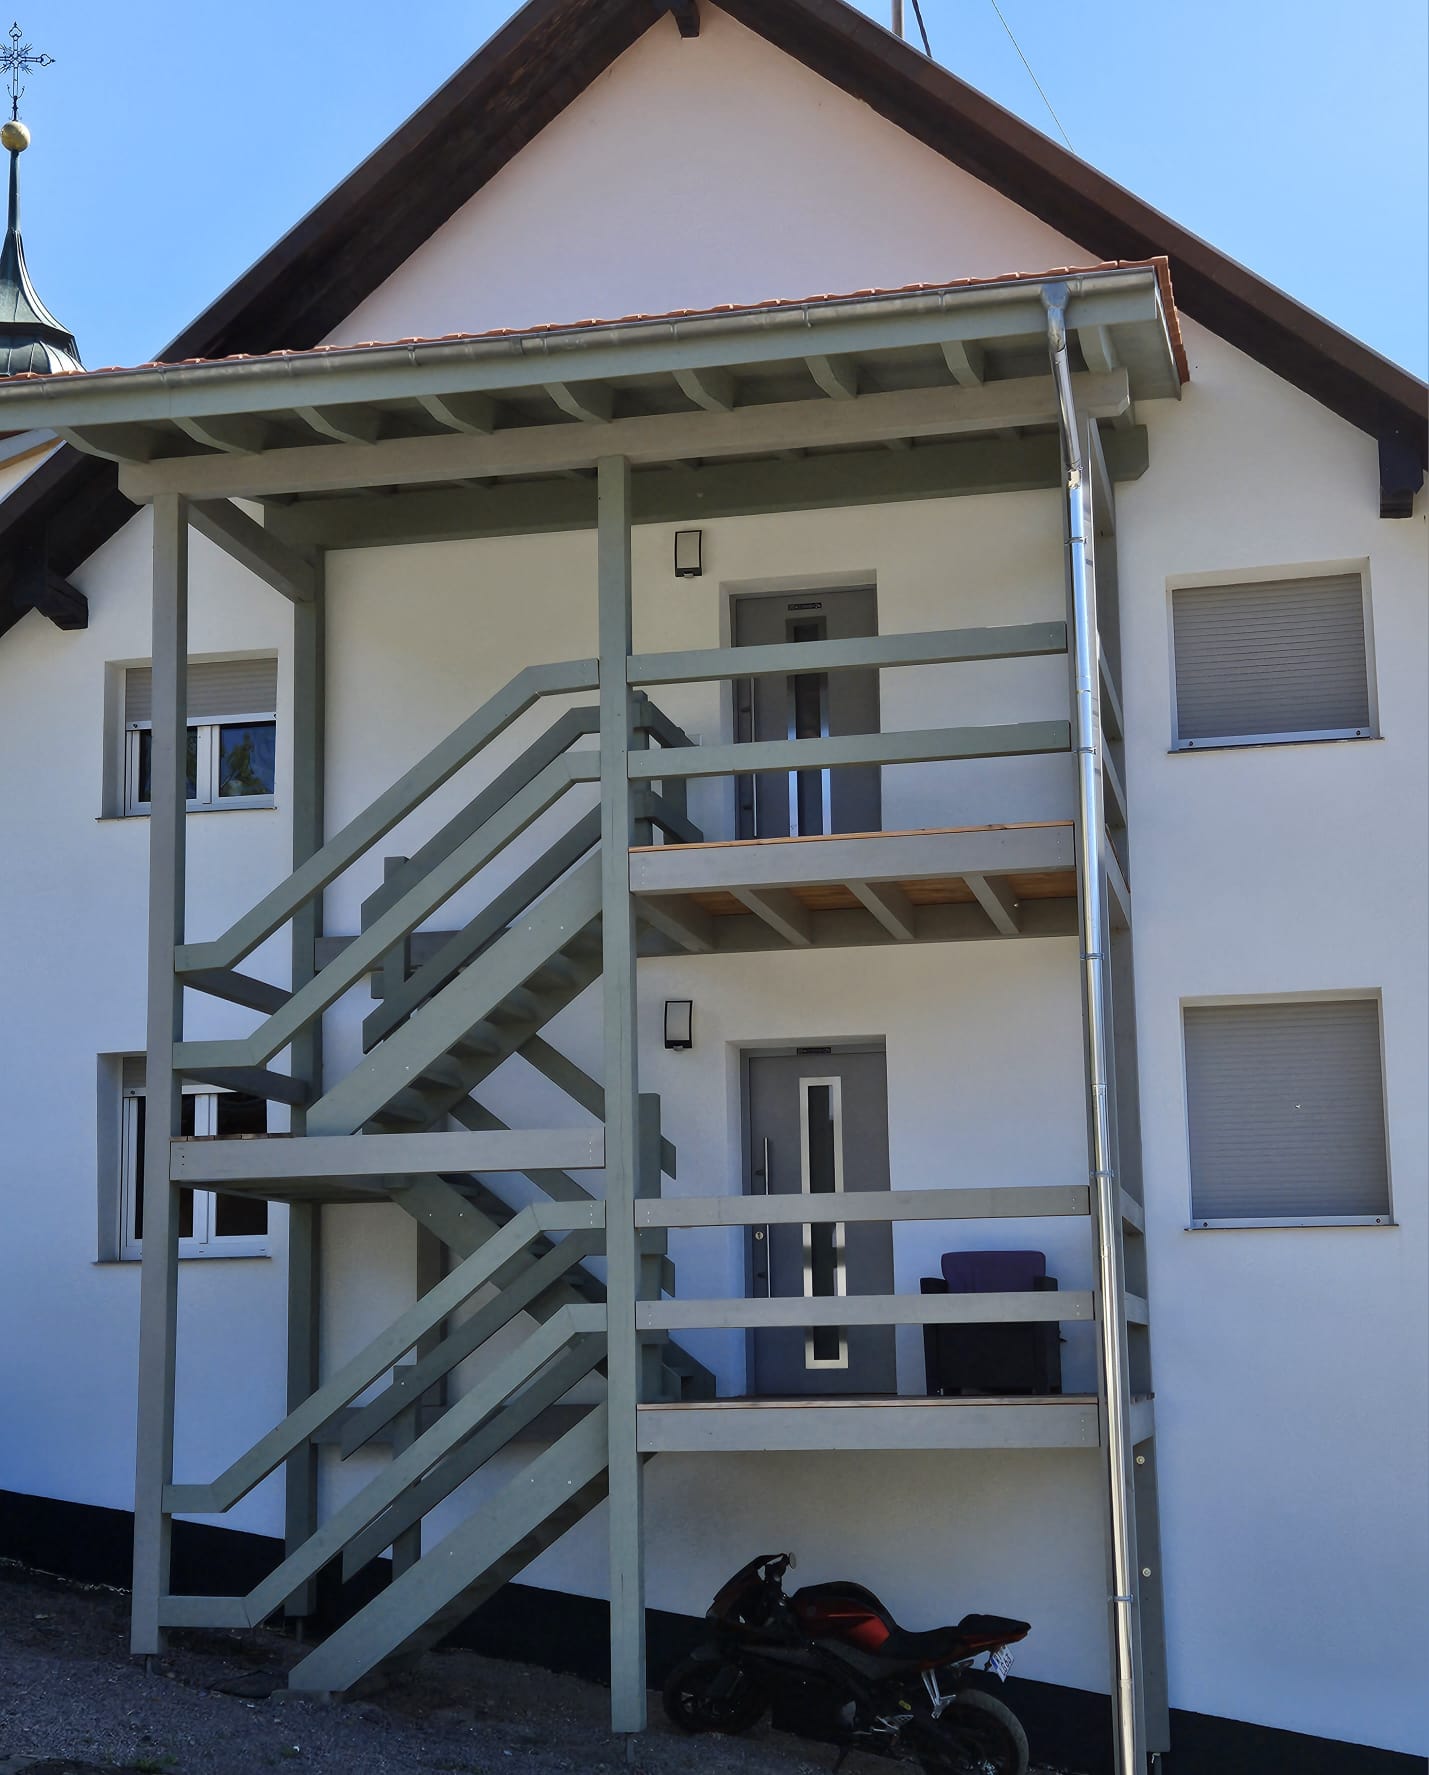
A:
[1043,283,1143,1773]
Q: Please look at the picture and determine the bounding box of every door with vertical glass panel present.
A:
[732,587,881,839]
[746,1049,895,1397]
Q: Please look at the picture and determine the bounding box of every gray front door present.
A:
[746,1049,896,1397]
[733,587,881,839]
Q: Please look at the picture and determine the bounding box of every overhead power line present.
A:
[985,0,1075,152]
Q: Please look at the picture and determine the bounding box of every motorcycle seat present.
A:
[880,1612,1030,1665]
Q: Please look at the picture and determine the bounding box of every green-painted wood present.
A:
[637,1185,1090,1228]
[303,858,602,1137]
[627,621,1065,688]
[597,455,646,1735]
[162,1200,602,1516]
[339,1229,604,1457]
[629,721,1070,782]
[286,1404,612,1695]
[518,1034,677,1181]
[263,428,1150,552]
[359,708,599,927]
[240,1306,603,1626]
[363,809,601,1051]
[118,371,1133,504]
[130,491,188,1659]
[446,1098,596,1205]
[171,1127,604,1184]
[28,275,1162,444]
[187,499,316,603]
[176,758,585,1071]
[176,659,597,975]
[341,1333,609,1581]
[285,563,324,1618]
[638,1291,1095,1331]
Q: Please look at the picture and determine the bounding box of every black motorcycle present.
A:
[663,1552,1030,1775]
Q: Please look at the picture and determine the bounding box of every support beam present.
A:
[284,559,324,1617]
[294,405,383,446]
[1079,325,1119,375]
[8,540,88,629]
[187,500,317,603]
[731,886,813,947]
[264,428,1150,551]
[173,414,272,455]
[941,339,986,386]
[549,381,615,425]
[1103,749,1128,830]
[639,1184,1089,1228]
[131,492,188,1657]
[1104,846,1132,931]
[171,1127,605,1183]
[847,880,918,941]
[597,456,646,1734]
[964,872,1022,936]
[119,371,1134,502]
[661,0,701,35]
[636,892,716,954]
[806,354,859,399]
[673,365,735,411]
[417,390,498,434]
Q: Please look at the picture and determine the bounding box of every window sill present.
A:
[96,805,279,822]
[1185,1217,1395,1231]
[1168,733,1381,755]
[97,1249,273,1264]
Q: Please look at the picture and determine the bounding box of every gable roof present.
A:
[1,0,1423,635]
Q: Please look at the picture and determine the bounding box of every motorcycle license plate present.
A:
[984,1646,1016,1683]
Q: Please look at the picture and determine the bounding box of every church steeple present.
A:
[0,21,79,378]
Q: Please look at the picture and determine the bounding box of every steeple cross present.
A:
[0,22,53,121]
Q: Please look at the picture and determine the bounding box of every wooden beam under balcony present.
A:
[637,1394,1102,1454]
[261,428,1149,550]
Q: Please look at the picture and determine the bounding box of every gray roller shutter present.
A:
[125,657,277,725]
[1184,1000,1390,1220]
[1172,574,1370,745]
[121,1055,146,1093]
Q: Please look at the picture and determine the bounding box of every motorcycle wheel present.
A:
[916,1688,1030,1775]
[661,1652,769,1735]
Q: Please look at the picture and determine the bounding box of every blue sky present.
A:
[12,0,1427,376]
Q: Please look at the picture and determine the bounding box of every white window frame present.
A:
[123,709,277,815]
[119,1080,272,1260]
[1166,564,1379,753]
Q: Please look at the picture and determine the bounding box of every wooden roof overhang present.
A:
[0,264,1180,552]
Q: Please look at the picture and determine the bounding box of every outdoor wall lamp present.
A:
[663,999,694,1049]
[674,529,703,577]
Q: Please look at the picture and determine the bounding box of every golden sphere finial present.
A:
[0,119,31,152]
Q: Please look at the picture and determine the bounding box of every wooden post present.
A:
[285,557,325,1618]
[598,455,646,1733]
[131,493,189,1655]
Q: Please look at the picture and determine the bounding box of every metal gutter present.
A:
[0,265,1173,431]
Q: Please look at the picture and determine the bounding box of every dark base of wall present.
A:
[3,1491,1422,1775]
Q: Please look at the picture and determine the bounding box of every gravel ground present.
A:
[0,1561,1071,1775]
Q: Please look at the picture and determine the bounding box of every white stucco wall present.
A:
[0,5,1424,1758]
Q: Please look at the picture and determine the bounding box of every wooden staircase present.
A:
[156,666,710,1695]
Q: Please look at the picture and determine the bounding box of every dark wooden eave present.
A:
[2,0,1423,637]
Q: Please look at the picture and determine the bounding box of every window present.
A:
[118,1057,271,1259]
[124,657,277,813]
[1170,572,1373,749]
[1183,999,1391,1226]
